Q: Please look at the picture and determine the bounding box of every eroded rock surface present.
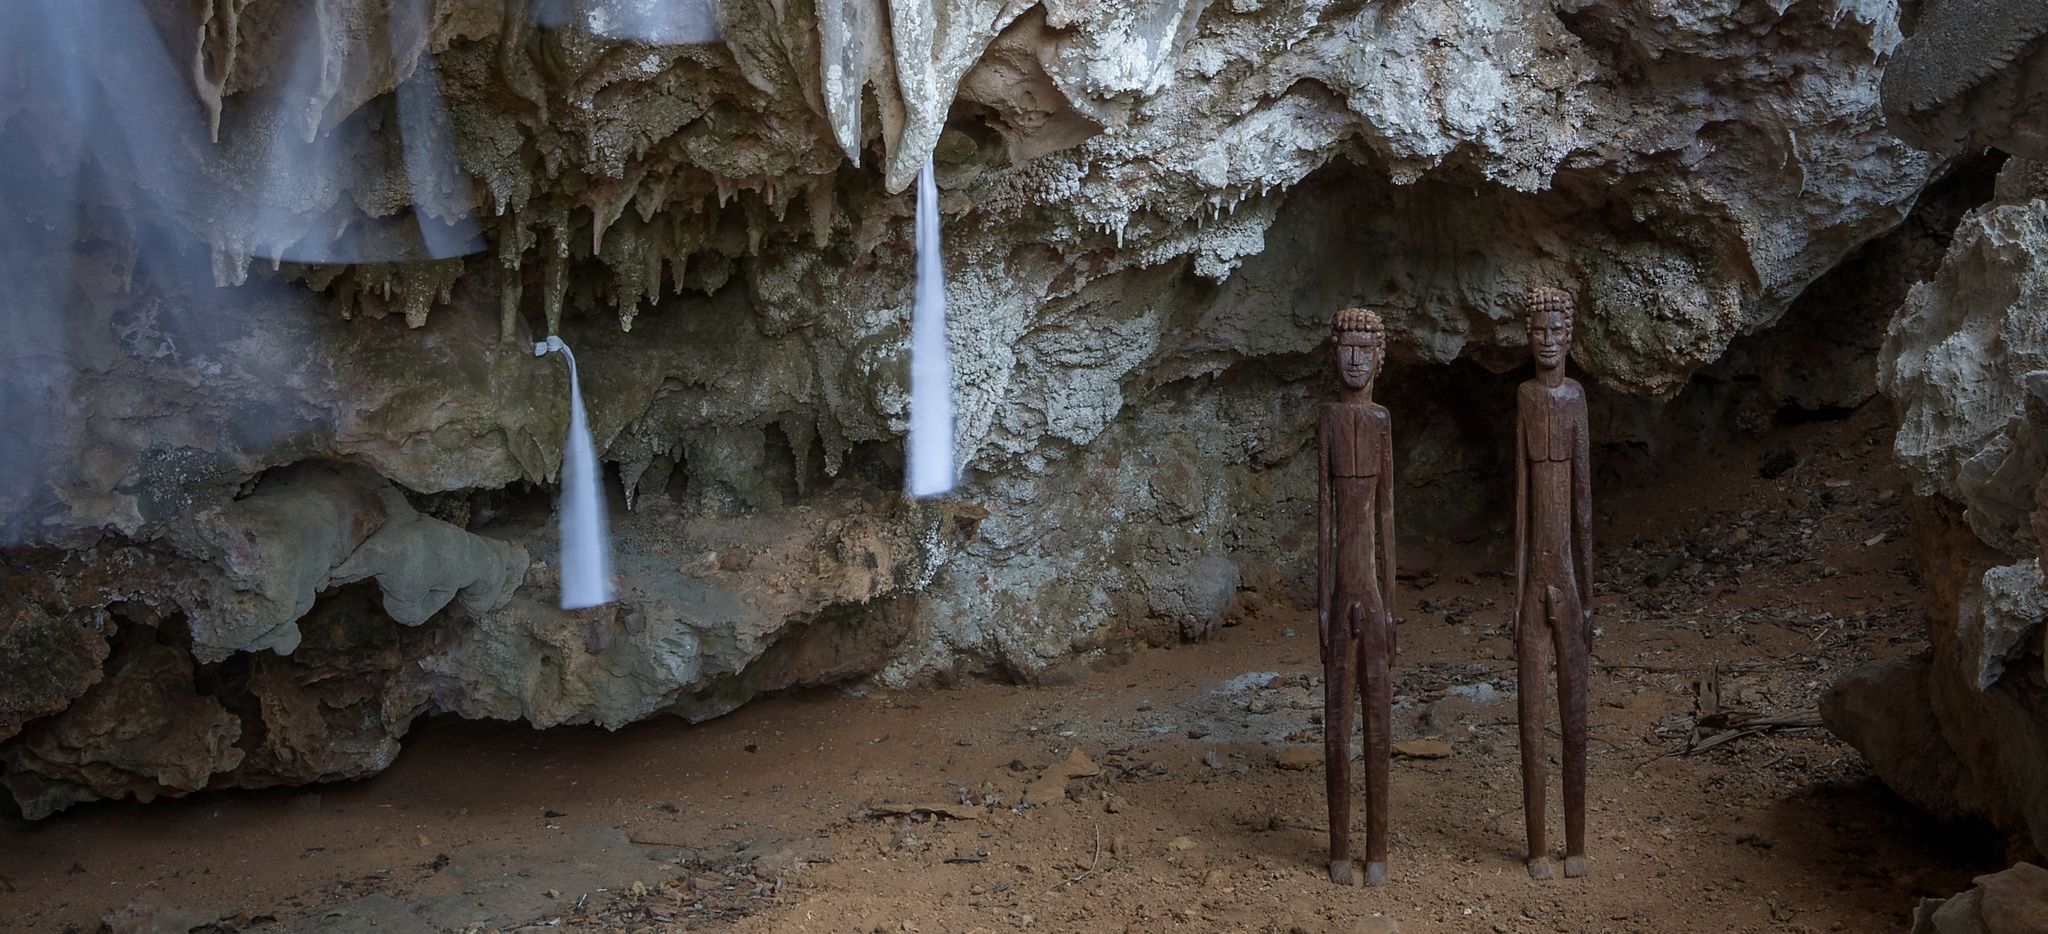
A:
[1882,0,2048,160]
[1820,0,2048,855]
[2,633,245,819]
[1913,862,2048,934]
[1831,148,2048,853]
[2,0,1954,812]
[0,606,111,745]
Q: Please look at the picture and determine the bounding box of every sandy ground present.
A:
[0,405,2002,933]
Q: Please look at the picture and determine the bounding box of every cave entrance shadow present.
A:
[385,680,849,765]
[1759,775,2002,918]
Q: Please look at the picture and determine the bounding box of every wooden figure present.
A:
[1318,307,1396,887]
[1510,286,1594,881]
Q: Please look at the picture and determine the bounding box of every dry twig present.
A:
[1044,822,1103,894]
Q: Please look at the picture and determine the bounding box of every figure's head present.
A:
[1331,307,1386,391]
[1524,287,1574,371]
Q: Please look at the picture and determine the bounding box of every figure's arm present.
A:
[1317,412,1333,656]
[1378,415,1396,657]
[1512,405,1527,636]
[1573,396,1594,640]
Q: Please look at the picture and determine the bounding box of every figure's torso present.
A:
[1521,380,1581,463]
[1519,380,1585,581]
[1325,402,1389,479]
[1323,402,1389,596]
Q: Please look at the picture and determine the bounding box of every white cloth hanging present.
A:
[534,336,618,609]
[906,156,955,498]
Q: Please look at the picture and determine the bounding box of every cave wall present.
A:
[1817,0,2048,858]
[1828,156,2048,856]
[0,0,1946,814]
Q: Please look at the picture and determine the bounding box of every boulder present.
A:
[1849,152,2048,853]
[1913,863,2048,934]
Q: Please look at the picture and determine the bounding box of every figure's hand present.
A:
[1317,610,1330,655]
[1384,611,1398,655]
[1581,608,1595,649]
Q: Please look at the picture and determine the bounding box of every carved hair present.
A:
[1331,307,1386,341]
[1524,287,1575,329]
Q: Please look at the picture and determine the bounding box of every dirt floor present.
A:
[0,405,2006,933]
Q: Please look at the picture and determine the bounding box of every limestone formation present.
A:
[2,633,246,819]
[0,607,112,744]
[1881,174,2048,565]
[1819,656,1975,826]
[1837,157,2048,853]
[1881,0,2048,160]
[158,462,529,661]
[1912,863,2048,934]
[1823,0,2048,848]
[2,0,1951,811]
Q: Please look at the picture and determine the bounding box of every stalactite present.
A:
[587,170,642,254]
[398,262,461,328]
[544,244,568,336]
[498,214,529,344]
[806,173,837,248]
[744,196,768,254]
[778,413,820,495]
[192,0,245,142]
[634,173,672,223]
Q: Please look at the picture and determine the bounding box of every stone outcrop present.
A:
[1826,0,2048,857]
[1881,0,2048,160]
[165,463,529,660]
[2,632,246,818]
[1883,170,2048,573]
[1912,862,2048,934]
[1834,161,2048,854]
[2,0,1951,812]
[1821,655,1976,825]
[0,606,111,745]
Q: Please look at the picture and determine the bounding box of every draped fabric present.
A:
[535,337,619,610]
[906,156,955,498]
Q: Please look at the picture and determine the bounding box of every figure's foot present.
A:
[1564,854,1588,878]
[1329,859,1356,886]
[1526,856,1554,881]
[1363,861,1388,887]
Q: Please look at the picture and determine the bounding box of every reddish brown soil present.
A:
[0,406,1999,933]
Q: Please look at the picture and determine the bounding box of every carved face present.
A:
[1529,309,1571,370]
[1335,332,1381,390]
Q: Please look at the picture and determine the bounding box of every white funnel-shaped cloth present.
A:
[534,337,618,609]
[906,156,954,498]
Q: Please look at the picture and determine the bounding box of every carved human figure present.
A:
[1510,287,1594,881]
[1317,307,1396,887]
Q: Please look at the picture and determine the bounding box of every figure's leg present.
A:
[1518,587,1552,880]
[1552,584,1589,878]
[1324,604,1358,885]
[1359,600,1391,886]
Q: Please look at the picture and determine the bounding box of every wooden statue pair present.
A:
[1316,288,1593,887]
